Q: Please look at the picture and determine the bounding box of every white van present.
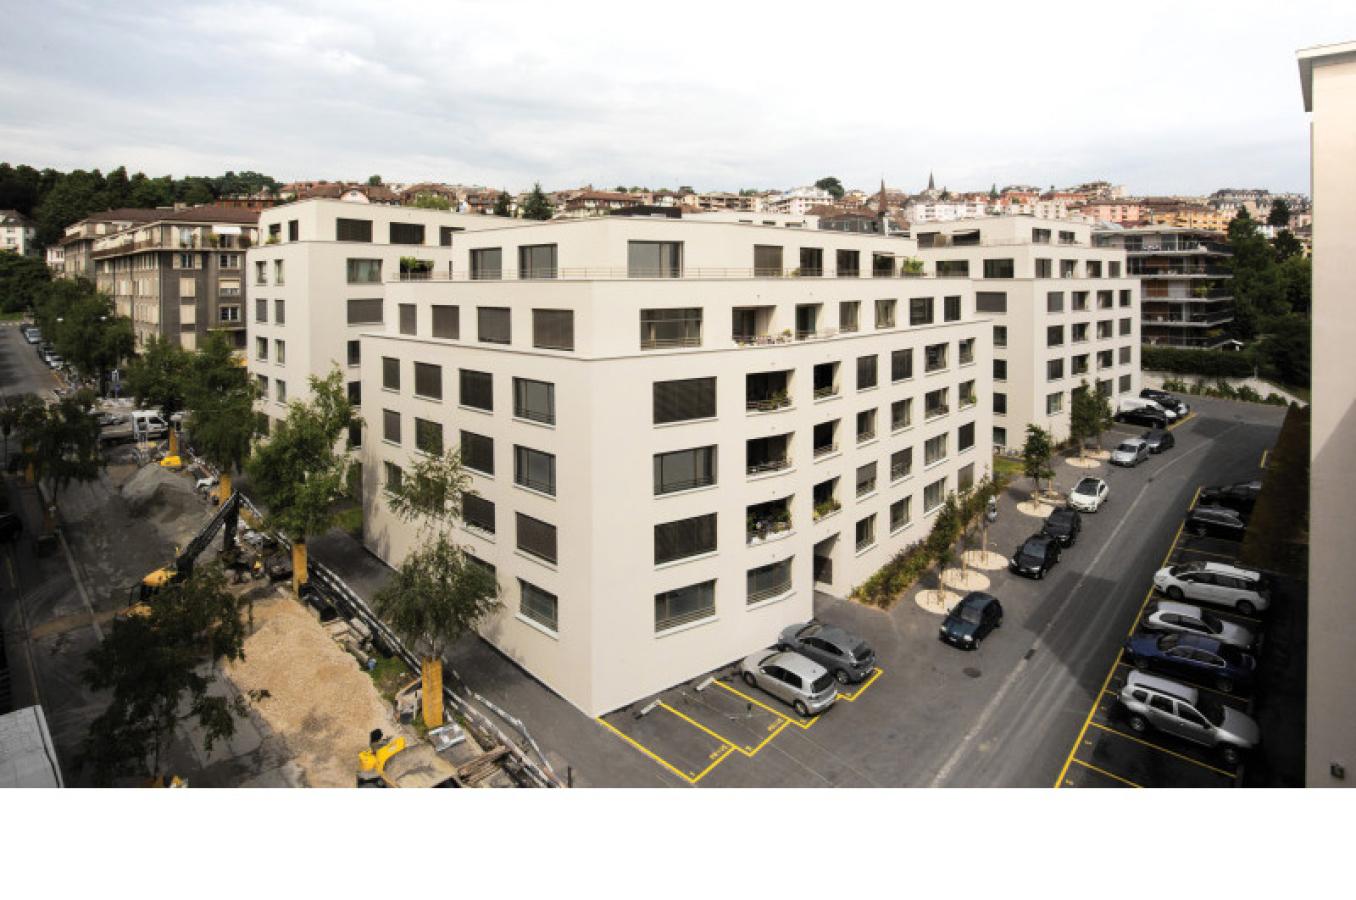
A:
[130,410,170,439]
[1117,396,1177,421]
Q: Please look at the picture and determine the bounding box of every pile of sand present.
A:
[225,588,399,788]
[120,463,199,526]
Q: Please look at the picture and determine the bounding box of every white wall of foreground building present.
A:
[357,216,991,716]
[914,217,1140,449]
[1299,41,1356,787]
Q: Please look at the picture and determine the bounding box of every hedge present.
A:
[1140,346,1256,378]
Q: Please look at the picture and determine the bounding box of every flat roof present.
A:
[0,706,63,788]
[1297,40,1356,111]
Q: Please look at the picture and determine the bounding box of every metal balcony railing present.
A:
[814,442,838,458]
[747,458,791,476]
[746,395,791,413]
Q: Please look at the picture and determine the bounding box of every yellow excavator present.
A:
[357,728,461,788]
[128,491,244,607]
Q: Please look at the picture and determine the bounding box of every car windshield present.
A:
[1074,479,1098,495]
[1116,443,1136,453]
[850,641,871,660]
[1170,562,1203,576]
[1045,516,1070,532]
[811,673,834,693]
[1219,645,1246,665]
[1195,697,1227,727]
[1201,610,1225,633]
[957,604,984,625]
[1158,633,1181,650]
[1021,539,1047,556]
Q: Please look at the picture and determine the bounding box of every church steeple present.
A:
[927,170,936,191]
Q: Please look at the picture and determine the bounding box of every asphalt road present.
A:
[0,321,60,403]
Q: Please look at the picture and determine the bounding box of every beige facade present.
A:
[1298,40,1356,788]
[914,217,1140,450]
[351,216,991,716]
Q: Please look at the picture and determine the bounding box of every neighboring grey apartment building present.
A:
[914,217,1140,450]
[1298,40,1356,788]
[1094,227,1234,348]
[92,207,260,350]
[1,209,37,256]
[59,208,163,279]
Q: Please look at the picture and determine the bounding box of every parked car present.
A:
[1114,407,1169,429]
[47,354,65,369]
[1010,533,1062,579]
[777,621,876,684]
[1118,396,1178,421]
[22,328,41,344]
[1185,505,1247,541]
[1199,480,1262,516]
[938,592,1004,649]
[1123,631,1257,694]
[1118,671,1259,766]
[1142,428,1175,454]
[1140,388,1190,417]
[1142,600,1258,650]
[739,650,838,717]
[1068,476,1109,513]
[1110,438,1150,467]
[1041,507,1082,547]
[0,512,22,542]
[1153,561,1271,616]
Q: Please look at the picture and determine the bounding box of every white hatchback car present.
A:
[1153,561,1271,616]
[1068,477,1109,512]
[1142,600,1258,650]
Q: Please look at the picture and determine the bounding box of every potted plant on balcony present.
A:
[265,232,280,245]
[400,256,433,279]
[238,235,252,249]
[772,508,791,533]
[902,257,925,276]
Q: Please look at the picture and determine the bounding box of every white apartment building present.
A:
[764,186,834,216]
[245,200,512,426]
[914,217,1140,450]
[907,199,992,224]
[1,209,38,256]
[358,217,991,716]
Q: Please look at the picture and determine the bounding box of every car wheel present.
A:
[1216,677,1235,694]
[794,699,810,718]
[1236,600,1256,617]
[742,671,756,688]
[1167,586,1185,601]
[1221,746,1241,767]
[1036,568,1044,580]
[834,669,851,686]
[1128,714,1148,733]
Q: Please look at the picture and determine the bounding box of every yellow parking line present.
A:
[658,701,787,757]
[1260,449,1270,469]
[1087,721,1236,778]
[713,679,818,730]
[1068,757,1142,788]
[836,667,884,702]
[4,552,15,590]
[690,744,737,784]
[595,716,707,785]
[1167,412,1195,431]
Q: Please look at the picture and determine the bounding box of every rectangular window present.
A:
[274,379,287,403]
[532,309,574,350]
[519,580,558,632]
[959,379,976,408]
[514,445,556,495]
[459,369,493,411]
[255,260,267,285]
[219,305,241,322]
[347,380,361,406]
[957,462,975,492]
[1110,261,1122,278]
[470,248,503,280]
[1072,354,1090,375]
[346,258,382,283]
[1047,392,1064,414]
[874,298,896,328]
[273,260,285,285]
[748,558,792,604]
[1047,291,1064,313]
[909,296,934,325]
[336,218,372,242]
[517,513,559,565]
[872,253,894,278]
[255,297,268,323]
[985,258,1015,279]
[432,305,460,339]
[654,446,717,495]
[274,298,285,324]
[1073,291,1089,311]
[1098,290,1114,309]
[461,430,494,475]
[976,291,1008,314]
[891,447,913,481]
[944,295,962,322]
[839,301,860,332]
[513,377,555,424]
[439,226,459,247]
[287,219,299,242]
[628,241,683,278]
[993,326,1007,349]
[382,409,401,444]
[924,478,946,513]
[640,308,702,349]
[1119,289,1132,307]
[925,434,948,466]
[856,461,877,498]
[1098,320,1113,339]
[478,307,511,344]
[926,388,949,419]
[856,409,876,443]
[856,355,878,391]
[1119,346,1132,365]
[1047,325,1065,347]
[413,362,442,399]
[1119,317,1132,336]
[1036,259,1054,278]
[1119,374,1132,393]
[958,422,975,452]
[415,418,443,455]
[383,462,402,494]
[379,356,399,391]
[655,580,715,631]
[959,338,975,366]
[346,340,361,367]
[518,244,558,279]
[799,247,824,277]
[1086,260,1102,278]
[993,392,1007,414]
[399,303,417,335]
[1073,322,1089,343]
[891,398,912,431]
[1060,260,1077,278]
[891,349,914,382]
[1032,228,1051,244]
[925,343,948,372]
[936,259,969,277]
[347,298,382,325]
[836,249,860,277]
[855,515,876,551]
[464,494,495,535]
[1098,349,1114,368]
[256,373,269,397]
[389,222,425,245]
[255,336,268,361]
[275,339,286,364]
[653,377,715,424]
[753,244,783,277]
[890,497,912,531]
[1048,359,1065,381]
[994,358,1008,381]
[654,513,717,565]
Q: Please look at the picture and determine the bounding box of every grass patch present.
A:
[0,310,29,322]
[334,503,363,538]
[993,454,1024,483]
[367,654,413,706]
[1239,405,1309,576]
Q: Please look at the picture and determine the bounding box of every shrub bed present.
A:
[1141,346,1256,378]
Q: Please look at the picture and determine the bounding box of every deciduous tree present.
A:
[1069,380,1112,458]
[186,332,256,500]
[814,176,845,200]
[1022,425,1055,493]
[124,335,192,453]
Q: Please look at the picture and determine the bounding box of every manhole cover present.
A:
[963,667,982,679]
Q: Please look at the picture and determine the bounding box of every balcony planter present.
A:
[813,499,842,521]
[265,234,280,245]
[901,257,925,276]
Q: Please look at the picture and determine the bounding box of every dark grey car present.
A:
[1142,428,1175,453]
[778,622,875,684]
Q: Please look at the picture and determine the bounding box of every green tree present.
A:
[244,369,356,594]
[367,174,383,186]
[81,564,255,784]
[124,335,193,454]
[1069,380,1112,458]
[1267,198,1292,228]
[1273,229,1303,262]
[1021,425,1055,493]
[0,250,51,313]
[42,280,134,387]
[989,183,999,200]
[0,393,44,473]
[185,332,256,500]
[492,190,513,217]
[814,176,845,200]
[18,392,102,528]
[1255,316,1311,388]
[924,492,962,601]
[520,182,554,220]
[412,193,451,210]
[33,168,106,246]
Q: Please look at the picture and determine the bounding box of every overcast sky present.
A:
[1,0,1351,196]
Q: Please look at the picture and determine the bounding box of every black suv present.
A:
[1199,480,1262,516]
[1010,533,1062,579]
[1140,388,1189,417]
[939,592,1003,649]
[1041,508,1082,547]
[1186,505,1247,540]
[1116,407,1169,429]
